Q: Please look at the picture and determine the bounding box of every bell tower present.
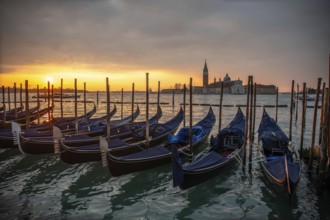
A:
[203,60,208,87]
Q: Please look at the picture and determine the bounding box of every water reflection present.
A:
[105,165,171,218]
[175,169,233,219]
[60,163,111,217]
[0,93,327,219]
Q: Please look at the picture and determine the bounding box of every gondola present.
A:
[171,107,245,189]
[257,109,301,195]
[19,105,54,124]
[0,105,40,122]
[16,105,142,154]
[0,105,55,148]
[32,93,81,99]
[48,102,97,130]
[103,106,215,177]
[19,103,116,138]
[0,106,27,120]
[0,126,18,148]
[59,105,159,148]
[0,106,24,115]
[71,104,118,132]
[59,106,183,164]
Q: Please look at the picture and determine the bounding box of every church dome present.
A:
[224,73,231,82]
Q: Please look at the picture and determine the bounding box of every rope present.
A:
[135,143,147,151]
[232,152,244,168]
[178,147,193,157]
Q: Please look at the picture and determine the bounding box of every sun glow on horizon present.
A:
[45,76,54,84]
[0,63,296,92]
[0,64,191,91]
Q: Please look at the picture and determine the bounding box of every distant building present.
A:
[206,73,244,94]
[203,60,208,87]
[161,60,276,94]
[193,60,244,94]
[245,84,277,94]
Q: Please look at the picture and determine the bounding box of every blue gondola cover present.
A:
[168,126,205,145]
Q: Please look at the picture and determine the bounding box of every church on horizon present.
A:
[193,60,245,94]
[161,60,277,94]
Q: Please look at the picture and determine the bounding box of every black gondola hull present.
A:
[108,154,171,177]
[0,136,16,148]
[60,107,182,164]
[179,150,241,189]
[19,134,54,154]
[60,133,172,164]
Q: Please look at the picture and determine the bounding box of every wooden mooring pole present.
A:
[325,54,330,187]
[183,84,186,127]
[252,83,257,143]
[7,87,11,111]
[96,91,99,106]
[189,77,193,162]
[157,81,160,108]
[60,79,63,118]
[74,78,78,118]
[248,76,254,172]
[219,81,224,132]
[43,86,46,103]
[2,86,6,122]
[276,87,279,122]
[20,83,23,107]
[249,76,254,143]
[132,83,135,122]
[37,85,40,124]
[84,82,87,115]
[51,84,54,121]
[243,76,251,170]
[317,87,329,194]
[14,83,17,119]
[47,81,51,123]
[121,88,124,119]
[172,90,175,108]
[37,84,41,122]
[157,81,160,122]
[319,82,326,145]
[25,80,30,129]
[289,80,295,141]
[106,77,110,140]
[299,83,307,160]
[309,78,322,171]
[296,84,299,123]
[146,73,150,148]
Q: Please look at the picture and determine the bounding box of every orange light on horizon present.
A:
[0,63,295,92]
[45,76,54,84]
[0,64,192,91]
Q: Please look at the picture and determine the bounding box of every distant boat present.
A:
[32,93,81,99]
[298,95,316,101]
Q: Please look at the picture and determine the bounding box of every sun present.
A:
[45,76,54,84]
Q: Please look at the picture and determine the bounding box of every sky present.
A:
[0,0,329,92]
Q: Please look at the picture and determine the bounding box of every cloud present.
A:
[0,65,18,74]
[1,0,329,89]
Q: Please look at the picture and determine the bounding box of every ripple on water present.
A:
[0,93,326,219]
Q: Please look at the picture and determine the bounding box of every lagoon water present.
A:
[0,92,329,219]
